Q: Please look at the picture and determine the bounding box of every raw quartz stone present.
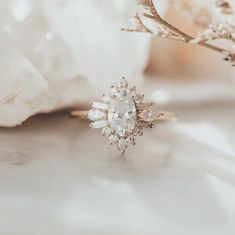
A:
[108,92,137,137]
[0,0,151,127]
[0,31,49,127]
[40,0,150,86]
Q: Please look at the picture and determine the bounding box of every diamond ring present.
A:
[71,78,176,155]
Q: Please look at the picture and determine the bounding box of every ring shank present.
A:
[70,110,176,122]
[155,111,176,122]
[70,110,88,120]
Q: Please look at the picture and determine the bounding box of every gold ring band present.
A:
[70,110,176,122]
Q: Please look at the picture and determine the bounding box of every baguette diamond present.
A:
[90,120,108,129]
[88,109,106,121]
[91,102,108,110]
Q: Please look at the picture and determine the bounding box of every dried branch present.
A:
[122,14,153,33]
[192,23,235,44]
[123,0,235,66]
[215,0,233,14]
[170,0,212,28]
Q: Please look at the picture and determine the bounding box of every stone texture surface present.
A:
[0,100,235,235]
[0,77,235,234]
[0,0,151,127]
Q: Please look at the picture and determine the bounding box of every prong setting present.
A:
[87,77,158,155]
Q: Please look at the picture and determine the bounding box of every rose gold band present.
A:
[70,110,176,122]
[70,110,88,120]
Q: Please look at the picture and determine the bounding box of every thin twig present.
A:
[215,0,233,14]
[145,0,225,53]
[123,0,235,65]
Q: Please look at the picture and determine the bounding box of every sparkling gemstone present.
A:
[139,109,157,122]
[109,134,119,145]
[90,120,108,129]
[110,86,118,96]
[118,138,127,153]
[88,109,106,121]
[102,126,112,136]
[108,92,137,137]
[91,102,108,110]
[102,94,110,103]
[120,77,128,87]
[126,135,135,145]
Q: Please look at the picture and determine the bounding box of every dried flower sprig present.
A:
[192,23,235,44]
[192,0,235,65]
[170,1,212,28]
[128,14,153,33]
[123,0,235,66]
[215,0,233,14]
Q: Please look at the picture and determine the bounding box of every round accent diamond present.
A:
[108,92,137,137]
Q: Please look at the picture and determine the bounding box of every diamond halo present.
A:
[87,77,157,155]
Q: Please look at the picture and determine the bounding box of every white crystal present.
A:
[88,109,106,121]
[0,0,150,127]
[90,120,108,129]
[91,102,108,110]
[108,92,137,137]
